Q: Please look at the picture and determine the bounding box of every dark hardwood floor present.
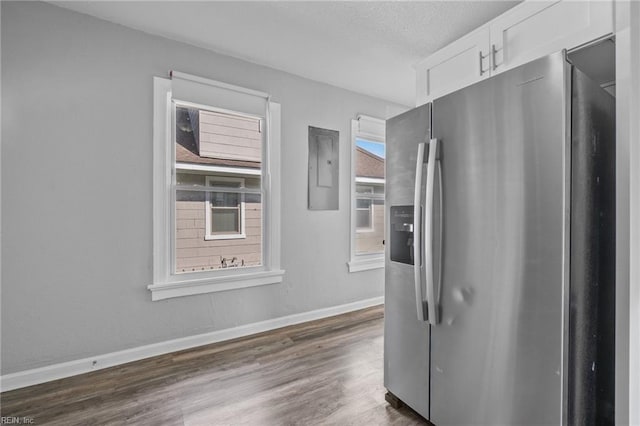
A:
[1,305,428,425]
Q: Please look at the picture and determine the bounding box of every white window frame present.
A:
[149,74,283,301]
[204,176,246,240]
[347,115,386,273]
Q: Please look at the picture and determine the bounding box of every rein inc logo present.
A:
[1,417,34,424]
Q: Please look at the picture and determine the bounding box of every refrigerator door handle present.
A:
[425,138,440,325]
[413,142,427,322]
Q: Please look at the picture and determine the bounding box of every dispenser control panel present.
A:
[390,205,414,265]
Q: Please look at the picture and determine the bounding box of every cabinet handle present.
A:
[491,44,501,71]
[479,51,488,76]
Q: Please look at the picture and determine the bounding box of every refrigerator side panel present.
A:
[568,66,616,426]
[384,104,431,419]
[430,53,567,425]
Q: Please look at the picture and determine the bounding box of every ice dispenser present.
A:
[390,206,414,265]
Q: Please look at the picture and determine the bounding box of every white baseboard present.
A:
[0,296,384,392]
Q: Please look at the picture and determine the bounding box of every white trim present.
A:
[153,76,283,299]
[615,2,640,423]
[0,2,2,392]
[153,77,172,287]
[350,120,359,264]
[356,132,385,144]
[203,234,246,241]
[356,115,386,143]
[347,256,385,273]
[630,3,640,421]
[356,177,385,185]
[204,175,246,240]
[148,269,285,300]
[176,162,261,176]
[350,117,386,270]
[265,104,282,270]
[0,296,383,392]
[170,70,269,99]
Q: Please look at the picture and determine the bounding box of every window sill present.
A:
[347,256,384,273]
[204,233,246,241]
[148,269,285,301]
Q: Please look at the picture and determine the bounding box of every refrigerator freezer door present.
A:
[384,103,431,418]
[430,52,568,425]
[568,67,616,425]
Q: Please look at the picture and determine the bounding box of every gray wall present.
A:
[1,1,406,374]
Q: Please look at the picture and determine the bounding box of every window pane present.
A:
[212,208,239,233]
[174,192,263,273]
[356,209,371,229]
[176,172,206,186]
[356,198,372,209]
[174,102,264,274]
[356,139,385,162]
[354,138,385,255]
[355,199,384,254]
[209,180,241,189]
[175,190,262,273]
[211,192,239,208]
[175,105,262,164]
[356,184,374,194]
[176,172,261,190]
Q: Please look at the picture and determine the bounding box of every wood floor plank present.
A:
[1,305,428,425]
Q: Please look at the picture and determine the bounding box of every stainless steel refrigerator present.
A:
[384,51,615,425]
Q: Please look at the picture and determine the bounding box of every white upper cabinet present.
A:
[415,0,614,106]
[415,27,490,106]
[490,1,614,73]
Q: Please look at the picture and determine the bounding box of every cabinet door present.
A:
[415,27,490,106]
[490,0,613,74]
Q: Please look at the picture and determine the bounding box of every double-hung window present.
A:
[348,115,386,273]
[205,176,246,240]
[150,72,283,300]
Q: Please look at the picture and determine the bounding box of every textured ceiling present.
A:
[51,1,520,106]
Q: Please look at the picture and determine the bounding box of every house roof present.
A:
[355,146,384,179]
[175,110,261,170]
